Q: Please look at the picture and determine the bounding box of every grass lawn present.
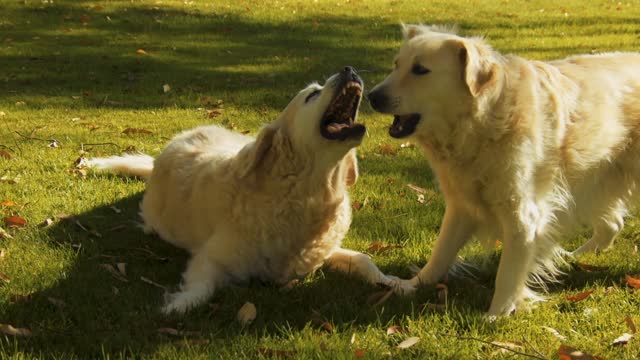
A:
[1,0,640,358]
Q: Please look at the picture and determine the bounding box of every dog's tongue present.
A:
[326,122,350,134]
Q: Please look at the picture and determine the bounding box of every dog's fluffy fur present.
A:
[91,69,409,314]
[368,24,640,316]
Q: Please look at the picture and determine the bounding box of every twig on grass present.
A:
[80,142,120,151]
[15,130,57,143]
[436,333,548,360]
[521,335,546,360]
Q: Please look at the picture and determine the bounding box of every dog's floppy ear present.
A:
[237,124,279,178]
[344,149,359,187]
[401,23,425,40]
[457,39,500,97]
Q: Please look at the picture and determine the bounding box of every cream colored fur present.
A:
[370,24,640,316]
[90,72,409,314]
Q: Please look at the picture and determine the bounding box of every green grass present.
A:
[1,0,640,358]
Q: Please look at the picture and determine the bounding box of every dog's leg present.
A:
[408,207,476,288]
[487,202,538,317]
[324,248,414,294]
[162,252,223,314]
[573,201,625,255]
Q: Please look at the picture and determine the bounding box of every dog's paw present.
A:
[161,291,197,315]
[384,275,417,296]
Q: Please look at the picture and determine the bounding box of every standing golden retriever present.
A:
[368,24,640,316]
[91,67,408,314]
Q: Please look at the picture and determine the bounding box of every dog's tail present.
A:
[88,154,155,178]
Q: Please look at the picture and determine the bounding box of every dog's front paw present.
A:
[161,291,199,315]
[384,275,418,296]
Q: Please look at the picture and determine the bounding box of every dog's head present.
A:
[238,67,364,182]
[368,24,503,139]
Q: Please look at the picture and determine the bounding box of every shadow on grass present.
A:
[2,190,431,356]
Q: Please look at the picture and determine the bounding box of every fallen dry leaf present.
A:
[566,289,593,302]
[406,183,426,194]
[0,324,31,337]
[100,264,128,282]
[310,310,334,332]
[1,200,15,207]
[0,150,11,160]
[162,84,171,93]
[14,101,25,107]
[116,262,126,277]
[575,262,609,272]
[558,345,603,360]
[353,349,366,358]
[0,249,4,258]
[122,127,152,135]
[386,325,404,336]
[5,216,26,228]
[350,333,356,345]
[612,333,633,346]
[541,326,566,341]
[378,144,396,156]
[625,315,636,334]
[0,175,20,184]
[140,276,166,290]
[237,302,256,326]
[367,241,403,255]
[397,336,420,349]
[157,327,179,336]
[626,275,640,289]
[0,273,10,283]
[207,109,223,119]
[0,227,13,240]
[366,289,394,307]
[136,49,147,55]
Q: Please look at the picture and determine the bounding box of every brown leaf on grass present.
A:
[0,227,13,240]
[557,345,603,360]
[566,289,593,302]
[5,216,26,228]
[367,241,403,255]
[378,144,397,156]
[140,276,166,290]
[625,315,636,334]
[79,14,90,23]
[0,273,10,283]
[575,262,609,272]
[0,324,32,337]
[612,333,633,346]
[100,264,128,282]
[47,297,66,309]
[116,262,126,277]
[162,84,171,93]
[1,200,15,207]
[0,150,11,160]
[311,310,334,332]
[366,289,394,307]
[257,348,292,358]
[237,302,257,326]
[397,336,420,349]
[406,183,426,194]
[541,326,566,341]
[0,175,20,184]
[136,49,148,55]
[626,275,640,289]
[386,325,404,336]
[207,109,223,118]
[122,127,152,135]
[91,5,104,11]
[353,349,366,358]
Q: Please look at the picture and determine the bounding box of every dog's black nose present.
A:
[367,88,388,112]
[342,66,359,82]
[343,66,354,74]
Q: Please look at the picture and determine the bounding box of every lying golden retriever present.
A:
[91,67,408,314]
[368,24,640,316]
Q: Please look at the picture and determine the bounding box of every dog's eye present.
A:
[411,64,431,75]
[305,89,321,103]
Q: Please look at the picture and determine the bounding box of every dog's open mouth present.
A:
[389,114,421,138]
[320,81,366,141]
